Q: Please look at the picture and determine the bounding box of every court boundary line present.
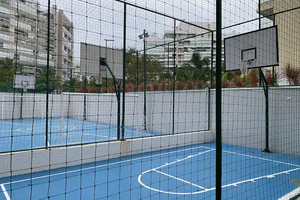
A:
[278,186,300,200]
[1,145,300,196]
[153,169,207,190]
[1,145,208,185]
[138,147,300,195]
[0,184,10,200]
[0,118,154,137]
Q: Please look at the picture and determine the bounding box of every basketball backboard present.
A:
[80,43,123,80]
[13,75,36,90]
[224,26,279,72]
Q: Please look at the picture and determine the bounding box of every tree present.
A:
[190,53,211,82]
[35,68,61,93]
[125,48,164,85]
[62,77,83,92]
[0,58,20,92]
[175,53,211,83]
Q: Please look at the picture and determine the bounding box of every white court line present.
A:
[138,147,300,195]
[2,145,208,185]
[151,149,214,171]
[0,184,10,200]
[222,150,300,168]
[2,144,300,195]
[278,186,300,200]
[71,118,153,136]
[0,121,21,126]
[153,169,207,190]
[138,149,214,195]
[198,146,300,168]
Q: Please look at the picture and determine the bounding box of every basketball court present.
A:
[0,142,299,200]
[0,118,162,152]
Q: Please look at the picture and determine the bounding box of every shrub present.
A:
[265,70,278,86]
[283,63,300,85]
[146,84,153,91]
[231,76,244,87]
[247,70,259,86]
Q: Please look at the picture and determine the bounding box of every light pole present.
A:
[104,39,114,91]
[138,29,149,130]
[136,51,139,91]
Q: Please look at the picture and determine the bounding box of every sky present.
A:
[36,0,261,61]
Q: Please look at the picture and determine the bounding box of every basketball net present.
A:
[22,85,27,93]
[240,60,252,77]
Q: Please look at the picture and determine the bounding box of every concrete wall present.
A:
[269,87,300,155]
[147,90,209,134]
[0,131,214,178]
[211,87,300,156]
[0,93,66,120]
[64,90,209,134]
[0,87,300,178]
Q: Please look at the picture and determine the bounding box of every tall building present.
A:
[146,22,223,69]
[259,0,300,69]
[52,5,74,80]
[0,0,73,80]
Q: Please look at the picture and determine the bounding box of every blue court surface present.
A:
[0,142,299,200]
[0,118,164,152]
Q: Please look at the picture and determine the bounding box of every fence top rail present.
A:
[62,92,139,97]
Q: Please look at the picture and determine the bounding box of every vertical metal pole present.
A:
[172,19,176,135]
[258,0,262,86]
[168,43,170,88]
[105,40,108,91]
[211,32,214,88]
[208,31,214,130]
[272,14,276,86]
[117,85,121,140]
[70,68,73,92]
[258,0,261,29]
[121,3,127,140]
[20,88,23,119]
[136,51,139,91]
[259,69,271,153]
[45,0,51,148]
[265,84,269,151]
[83,77,87,120]
[216,0,222,199]
[143,29,147,130]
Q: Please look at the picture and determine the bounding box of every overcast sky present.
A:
[37,0,261,61]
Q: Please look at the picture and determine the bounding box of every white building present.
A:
[146,22,224,69]
[0,0,73,80]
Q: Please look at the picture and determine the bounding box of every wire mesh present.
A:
[0,0,299,199]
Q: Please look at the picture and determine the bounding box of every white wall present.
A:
[210,87,300,156]
[0,131,214,178]
[63,90,209,134]
[0,93,66,120]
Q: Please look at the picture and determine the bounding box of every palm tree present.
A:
[0,57,20,91]
[190,53,211,82]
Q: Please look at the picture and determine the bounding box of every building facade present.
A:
[0,0,73,80]
[146,22,223,69]
[259,0,300,69]
[52,5,74,80]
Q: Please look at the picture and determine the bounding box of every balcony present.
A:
[259,0,274,20]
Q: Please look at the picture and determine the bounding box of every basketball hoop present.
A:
[13,75,35,92]
[240,59,253,77]
[21,81,28,92]
[22,85,27,93]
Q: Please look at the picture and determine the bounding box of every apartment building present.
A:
[259,0,300,68]
[146,22,223,69]
[0,0,73,80]
[52,6,74,80]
